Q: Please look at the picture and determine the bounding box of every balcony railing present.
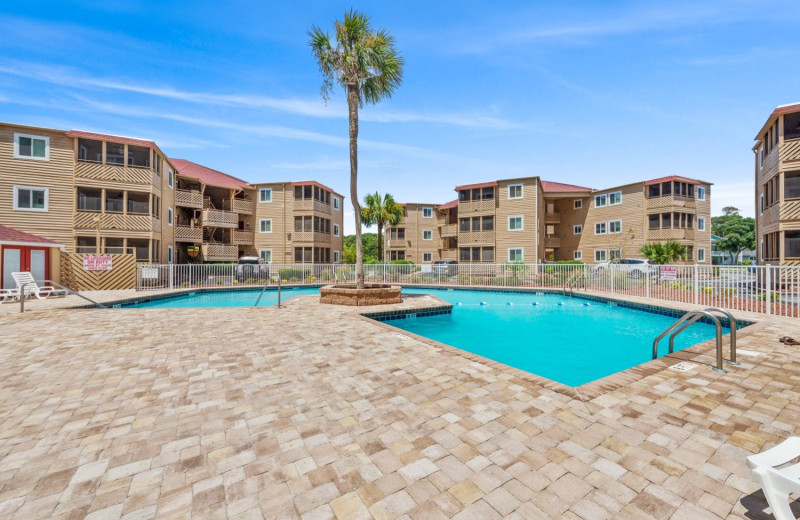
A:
[233,230,255,245]
[292,231,331,244]
[201,243,239,261]
[647,228,696,241]
[386,238,407,249]
[202,208,239,228]
[293,198,331,214]
[544,237,561,248]
[225,198,255,215]
[74,211,153,232]
[459,198,495,214]
[545,212,560,224]
[781,138,800,163]
[175,189,203,209]
[647,195,696,209]
[440,224,457,237]
[175,225,202,242]
[75,161,156,185]
[458,230,495,245]
[441,249,457,261]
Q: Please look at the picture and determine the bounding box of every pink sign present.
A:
[660,266,677,281]
[83,255,113,271]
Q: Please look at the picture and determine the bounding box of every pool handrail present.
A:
[652,310,725,372]
[18,280,108,312]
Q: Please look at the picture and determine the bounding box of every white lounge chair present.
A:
[11,272,67,300]
[0,288,19,303]
[747,436,800,520]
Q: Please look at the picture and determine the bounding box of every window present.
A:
[573,225,582,235]
[459,248,471,261]
[595,250,607,262]
[333,224,340,237]
[106,191,124,213]
[105,142,124,165]
[127,145,150,168]
[697,186,705,201]
[508,216,523,231]
[259,188,272,203]
[508,184,523,200]
[77,187,102,211]
[333,197,340,210]
[422,230,433,240]
[609,249,621,261]
[508,248,523,262]
[259,219,272,233]
[482,247,494,262]
[168,246,173,264]
[594,222,606,235]
[482,187,495,200]
[760,194,764,214]
[786,231,800,258]
[13,133,49,161]
[574,199,582,209]
[785,171,800,199]
[648,184,661,198]
[333,250,340,263]
[573,251,582,261]
[167,208,173,226]
[422,207,433,218]
[594,194,607,208]
[472,217,481,231]
[167,169,173,188]
[259,250,272,264]
[662,212,672,228]
[649,214,660,230]
[422,252,433,263]
[698,217,706,231]
[697,248,706,263]
[78,138,102,162]
[127,192,149,214]
[459,218,470,232]
[608,220,621,234]
[13,186,48,211]
[482,216,494,231]
[608,191,622,205]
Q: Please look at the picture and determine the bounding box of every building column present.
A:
[780,230,785,264]
[123,191,128,215]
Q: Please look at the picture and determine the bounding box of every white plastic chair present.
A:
[747,436,800,520]
[0,288,19,303]
[11,272,66,300]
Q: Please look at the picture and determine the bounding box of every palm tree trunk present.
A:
[377,222,383,262]
[347,84,364,289]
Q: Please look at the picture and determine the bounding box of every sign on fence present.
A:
[83,255,113,271]
[660,266,677,281]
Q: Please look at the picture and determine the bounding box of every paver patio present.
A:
[0,290,798,519]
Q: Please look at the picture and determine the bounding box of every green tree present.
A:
[343,233,378,262]
[639,240,688,264]
[712,212,755,264]
[721,206,740,216]
[309,11,404,289]
[360,192,404,261]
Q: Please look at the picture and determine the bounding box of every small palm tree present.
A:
[639,240,687,265]
[361,192,404,261]
[309,11,404,288]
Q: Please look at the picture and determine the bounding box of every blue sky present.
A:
[2,1,798,233]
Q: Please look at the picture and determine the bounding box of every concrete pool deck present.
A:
[0,289,798,519]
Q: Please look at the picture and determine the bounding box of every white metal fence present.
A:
[137,262,800,318]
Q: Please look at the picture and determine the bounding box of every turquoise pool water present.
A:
[123,286,727,387]
[124,287,321,308]
[390,288,727,387]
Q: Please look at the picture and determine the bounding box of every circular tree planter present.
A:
[319,284,402,306]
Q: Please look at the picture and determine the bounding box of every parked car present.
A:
[594,258,656,278]
[236,256,270,282]
[433,260,458,277]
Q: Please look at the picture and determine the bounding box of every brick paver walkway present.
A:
[0,291,798,519]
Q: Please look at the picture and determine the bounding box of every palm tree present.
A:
[309,11,404,288]
[361,192,404,261]
[639,240,688,265]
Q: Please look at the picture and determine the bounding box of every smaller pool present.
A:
[123,287,321,308]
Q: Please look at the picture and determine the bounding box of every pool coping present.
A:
[358,286,765,401]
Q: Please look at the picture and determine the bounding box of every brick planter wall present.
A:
[319,284,403,306]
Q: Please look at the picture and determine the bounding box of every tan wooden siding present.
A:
[577,183,646,261]
[253,183,290,262]
[60,252,137,290]
[496,178,538,263]
[549,196,589,261]
[0,124,75,249]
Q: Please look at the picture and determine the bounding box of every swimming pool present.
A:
[124,287,321,308]
[122,286,730,387]
[382,288,729,387]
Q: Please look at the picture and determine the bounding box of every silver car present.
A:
[594,258,657,278]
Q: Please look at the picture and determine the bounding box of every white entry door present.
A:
[2,248,21,289]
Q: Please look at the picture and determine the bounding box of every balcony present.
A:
[202,208,238,228]
[647,228,696,241]
[292,231,331,244]
[545,212,560,224]
[74,211,153,232]
[293,198,331,215]
[647,195,696,209]
[225,198,255,215]
[458,230,495,245]
[75,161,157,186]
[202,243,239,261]
[781,138,800,163]
[386,238,407,249]
[440,224,457,237]
[441,249,457,261]
[459,198,495,214]
[544,236,561,248]
[175,189,203,209]
[233,230,255,245]
[175,225,202,243]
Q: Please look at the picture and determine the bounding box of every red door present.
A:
[1,246,49,289]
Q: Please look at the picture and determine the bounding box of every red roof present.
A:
[437,199,458,209]
[65,130,156,148]
[171,159,251,190]
[290,180,341,196]
[0,226,62,247]
[540,180,592,193]
[772,102,800,116]
[644,175,709,186]
[454,181,498,191]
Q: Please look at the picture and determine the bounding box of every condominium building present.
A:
[754,102,800,265]
[388,175,712,264]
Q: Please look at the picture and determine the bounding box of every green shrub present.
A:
[757,291,780,302]
[307,275,316,282]
[702,286,714,295]
[245,278,255,284]
[278,268,310,280]
[391,259,413,265]
[181,281,190,287]
[743,260,752,265]
[290,276,298,282]
[216,279,225,285]
[554,260,584,264]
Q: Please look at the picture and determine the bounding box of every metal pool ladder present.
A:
[563,272,586,296]
[652,307,739,372]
